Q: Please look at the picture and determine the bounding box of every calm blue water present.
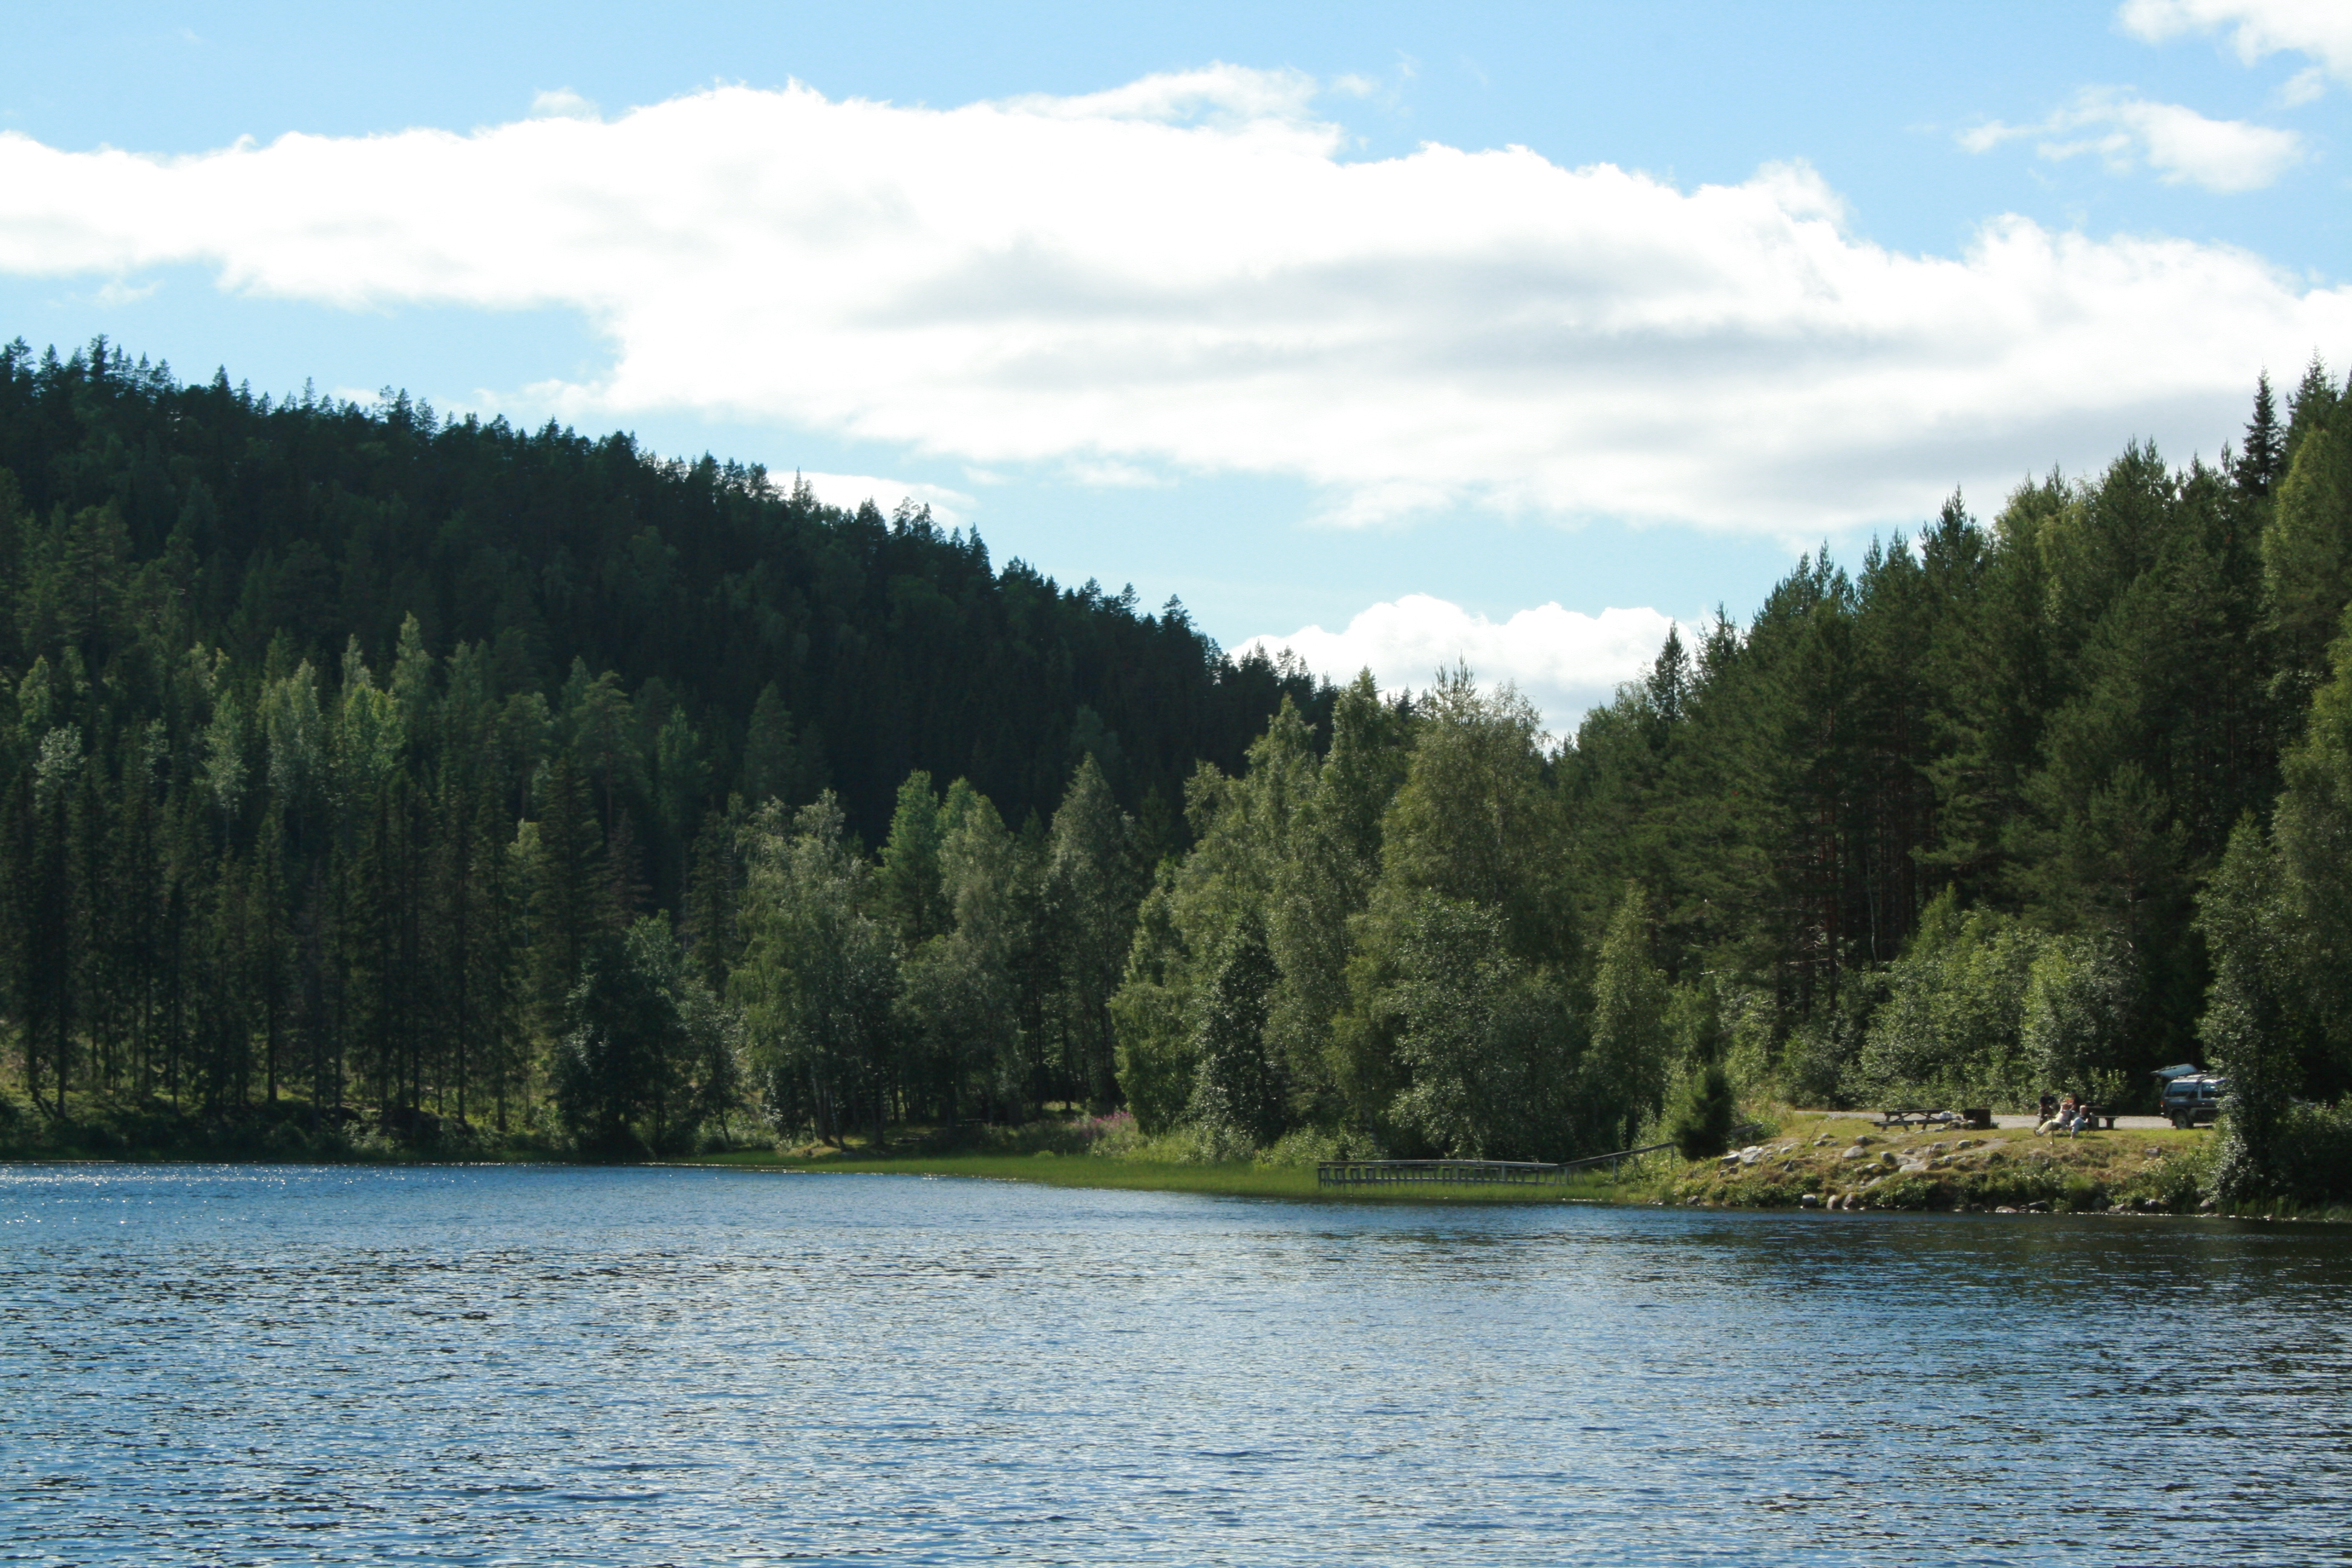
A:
[3,1165,2349,1566]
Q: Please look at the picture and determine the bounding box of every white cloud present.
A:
[529,88,600,121]
[2279,66,2329,105]
[792,471,976,524]
[1961,89,2303,191]
[2119,0,2352,85]
[1239,595,1682,734]
[1003,62,1318,125]
[1061,457,1173,488]
[1,71,2348,535]
[90,278,160,307]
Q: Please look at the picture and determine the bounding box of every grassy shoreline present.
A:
[665,1112,2352,1220]
[664,1147,1648,1203]
[7,1092,2343,1219]
[1661,1111,2252,1216]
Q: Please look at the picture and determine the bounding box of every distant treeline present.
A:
[1112,358,2352,1203]
[0,338,1322,1146]
[2,338,2350,1205]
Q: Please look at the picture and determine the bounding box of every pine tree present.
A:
[527,755,608,1044]
[877,771,947,946]
[1046,756,1142,1106]
[2236,371,2284,498]
[2261,390,2352,700]
[2282,356,2339,470]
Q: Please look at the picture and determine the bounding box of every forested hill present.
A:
[0,337,1328,851]
[1105,358,2352,1208]
[8,332,2352,1210]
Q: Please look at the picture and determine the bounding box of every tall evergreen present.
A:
[2236,371,2283,498]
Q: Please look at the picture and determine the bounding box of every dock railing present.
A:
[1317,1143,1676,1190]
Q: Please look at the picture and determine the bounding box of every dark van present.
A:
[2160,1073,2228,1128]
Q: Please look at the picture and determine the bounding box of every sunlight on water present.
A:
[4,1164,2348,1565]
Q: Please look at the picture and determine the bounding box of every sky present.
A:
[2,0,2349,731]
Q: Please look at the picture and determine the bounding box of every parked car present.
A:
[2160,1073,2228,1128]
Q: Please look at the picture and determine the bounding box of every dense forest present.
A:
[1105,359,2351,1203]
[2,337,2348,1203]
[0,337,1323,1150]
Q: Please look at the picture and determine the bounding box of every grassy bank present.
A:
[676,1119,2272,1217]
[11,1088,2343,1220]
[673,1146,1649,1203]
[1667,1112,2223,1214]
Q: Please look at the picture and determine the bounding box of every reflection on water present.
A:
[4,1164,2348,1565]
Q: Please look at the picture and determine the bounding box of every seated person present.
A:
[2039,1093,2077,1135]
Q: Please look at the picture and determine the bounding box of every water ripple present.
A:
[3,1163,2348,1565]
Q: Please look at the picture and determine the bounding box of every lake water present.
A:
[4,1165,2349,1567]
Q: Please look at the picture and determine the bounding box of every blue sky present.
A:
[3,1,2348,725]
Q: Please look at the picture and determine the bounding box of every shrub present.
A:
[2265,1100,2352,1206]
[1667,1061,1737,1160]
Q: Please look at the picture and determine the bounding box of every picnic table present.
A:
[1872,1109,1985,1133]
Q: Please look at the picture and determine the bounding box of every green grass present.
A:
[0,1083,1640,1206]
[670,1146,1651,1204]
[1671,1111,2226,1212]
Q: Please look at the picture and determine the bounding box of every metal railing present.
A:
[1316,1124,1764,1191]
[1316,1143,1674,1189]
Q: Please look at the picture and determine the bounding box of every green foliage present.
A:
[1851,894,2040,1106]
[4,341,2350,1191]
[2264,383,2352,696]
[2267,1099,2352,1208]
[1586,885,1670,1148]
[0,339,1323,1145]
[898,780,1026,1124]
[1380,894,1579,1160]
[878,771,947,947]
[1108,866,1195,1134]
[1667,1060,1737,1160]
[1186,916,1286,1146]
[1307,673,1606,1159]
[2271,612,2352,1089]
[1379,669,1569,966]
[2020,933,2133,1105]
[1045,756,1143,1106]
[1844,892,2133,1111]
[553,913,734,1157]
[2197,818,2301,1203]
[733,796,902,1146]
[2193,601,2352,1204]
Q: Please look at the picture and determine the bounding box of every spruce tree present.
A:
[2236,371,2283,498]
[877,771,947,946]
[1046,756,1142,1106]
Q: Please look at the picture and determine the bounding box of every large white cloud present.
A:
[1239,595,1682,734]
[2120,0,2352,84]
[2,68,2348,533]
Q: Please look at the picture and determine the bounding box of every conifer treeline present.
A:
[0,338,1324,1137]
[5,338,2351,1204]
[1107,359,2352,1198]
